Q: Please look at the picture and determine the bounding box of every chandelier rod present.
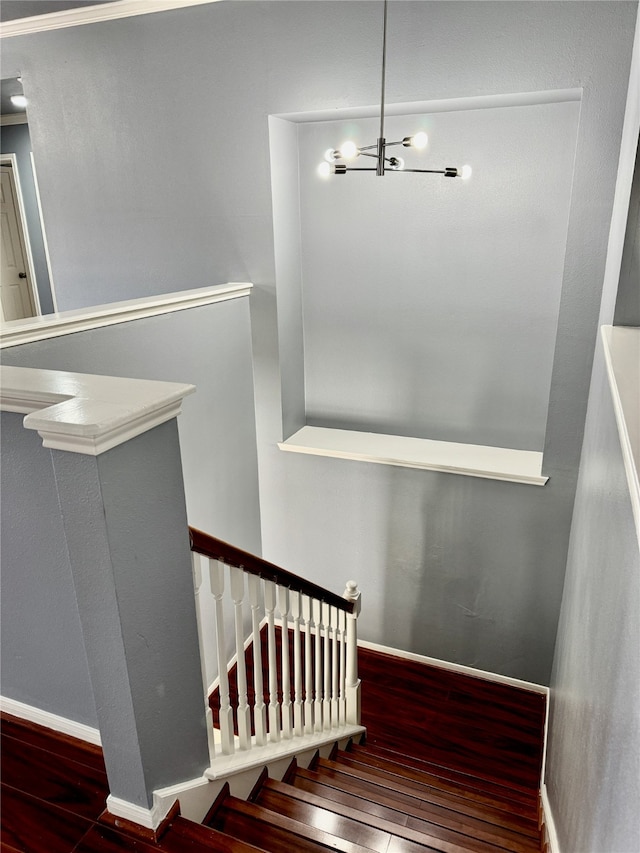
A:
[379,0,388,144]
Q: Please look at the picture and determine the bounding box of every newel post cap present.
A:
[343,580,361,615]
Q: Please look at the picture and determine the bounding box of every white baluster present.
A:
[338,608,347,726]
[313,598,323,732]
[290,591,304,737]
[247,575,267,747]
[230,567,251,750]
[278,586,293,739]
[302,595,314,734]
[330,605,339,729]
[191,553,217,762]
[264,580,281,742]
[209,559,234,755]
[322,602,332,730]
[343,580,362,726]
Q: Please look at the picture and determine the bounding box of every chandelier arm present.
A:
[400,168,449,174]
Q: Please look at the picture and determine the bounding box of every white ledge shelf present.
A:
[0,282,252,349]
[279,426,548,486]
[0,365,194,455]
[601,325,640,545]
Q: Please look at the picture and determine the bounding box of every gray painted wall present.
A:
[0,122,54,314]
[1,298,261,708]
[52,421,210,807]
[1,2,637,684]
[297,102,579,451]
[0,411,98,726]
[545,342,640,851]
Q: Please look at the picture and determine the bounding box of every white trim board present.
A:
[0,0,222,38]
[601,325,640,549]
[276,88,582,125]
[0,695,102,746]
[0,114,28,126]
[540,783,563,853]
[0,282,252,349]
[279,426,548,486]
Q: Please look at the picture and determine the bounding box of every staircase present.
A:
[1,529,548,851]
[204,739,543,852]
[0,643,546,852]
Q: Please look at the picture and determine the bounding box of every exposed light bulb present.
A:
[317,161,332,178]
[338,140,359,160]
[411,131,428,150]
[324,148,338,163]
[10,94,27,108]
[460,164,473,180]
[389,157,405,171]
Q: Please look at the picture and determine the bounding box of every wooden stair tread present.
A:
[255,781,399,853]
[0,783,93,853]
[294,768,540,853]
[355,743,539,806]
[161,814,268,852]
[262,776,539,853]
[0,733,108,820]
[210,794,381,852]
[311,758,539,840]
[344,744,539,816]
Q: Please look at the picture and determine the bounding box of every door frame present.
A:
[1,153,42,318]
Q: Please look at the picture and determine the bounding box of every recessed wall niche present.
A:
[270,92,581,480]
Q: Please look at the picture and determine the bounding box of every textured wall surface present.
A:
[0,412,98,726]
[52,422,210,808]
[1,298,261,706]
[545,342,640,852]
[1,1,637,683]
[298,103,580,451]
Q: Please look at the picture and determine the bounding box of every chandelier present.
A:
[318,0,471,181]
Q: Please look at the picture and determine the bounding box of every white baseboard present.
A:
[106,793,176,832]
[540,783,562,853]
[358,639,549,694]
[0,695,102,746]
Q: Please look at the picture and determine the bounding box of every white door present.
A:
[1,165,36,321]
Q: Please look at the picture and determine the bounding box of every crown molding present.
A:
[0,0,221,39]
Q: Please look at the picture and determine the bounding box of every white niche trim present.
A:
[279,426,548,486]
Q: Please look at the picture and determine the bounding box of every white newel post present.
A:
[343,581,361,726]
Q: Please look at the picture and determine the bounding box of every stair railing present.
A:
[189,527,362,772]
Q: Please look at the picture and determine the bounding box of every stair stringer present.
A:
[153,727,365,823]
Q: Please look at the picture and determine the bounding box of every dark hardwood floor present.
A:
[1,646,546,852]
